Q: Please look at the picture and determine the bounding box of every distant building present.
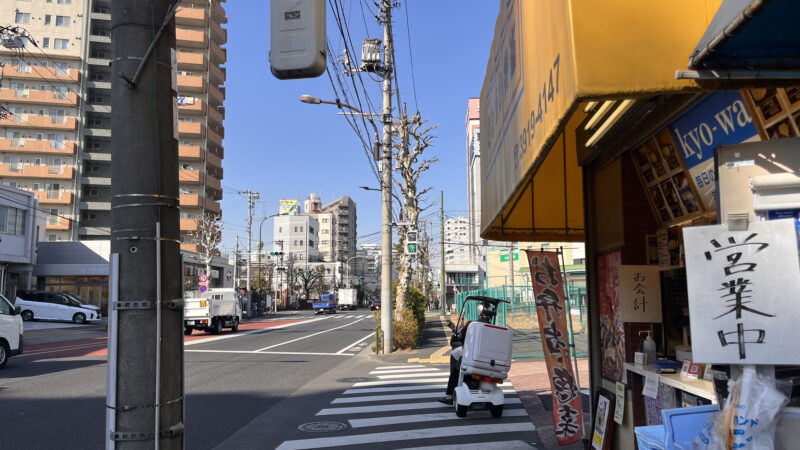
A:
[320,196,357,263]
[273,214,321,264]
[0,185,44,299]
[466,98,482,265]
[444,217,471,265]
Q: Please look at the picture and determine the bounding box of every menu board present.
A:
[746,87,800,141]
[632,131,702,226]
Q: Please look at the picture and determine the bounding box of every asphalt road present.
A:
[0,310,378,449]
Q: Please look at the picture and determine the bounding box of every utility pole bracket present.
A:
[163,298,184,310]
[111,423,184,442]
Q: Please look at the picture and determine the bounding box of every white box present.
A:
[461,322,513,375]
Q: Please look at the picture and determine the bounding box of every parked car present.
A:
[371,300,381,311]
[0,293,23,368]
[15,290,101,324]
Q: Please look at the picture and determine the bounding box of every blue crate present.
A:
[661,404,718,450]
[634,424,666,450]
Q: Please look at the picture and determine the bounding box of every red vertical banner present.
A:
[526,250,583,446]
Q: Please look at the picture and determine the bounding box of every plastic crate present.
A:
[634,424,666,450]
[661,404,718,450]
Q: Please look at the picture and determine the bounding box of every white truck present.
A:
[184,288,242,335]
[338,288,357,311]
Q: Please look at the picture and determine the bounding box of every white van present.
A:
[0,293,23,368]
[15,290,101,324]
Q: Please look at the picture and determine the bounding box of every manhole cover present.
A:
[336,377,376,383]
[298,421,348,433]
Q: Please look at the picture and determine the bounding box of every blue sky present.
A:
[220,1,499,254]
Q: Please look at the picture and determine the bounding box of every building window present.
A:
[57,0,71,4]
[42,38,50,48]
[278,227,282,233]
[15,13,31,24]
[54,39,69,50]
[55,16,70,27]
[294,227,298,232]
[0,206,27,235]
[45,15,52,25]
[300,226,303,232]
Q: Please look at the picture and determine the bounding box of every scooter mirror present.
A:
[447,321,454,329]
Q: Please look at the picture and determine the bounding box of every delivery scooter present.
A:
[448,296,513,418]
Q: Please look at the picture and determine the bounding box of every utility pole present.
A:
[108,1,183,448]
[509,242,516,302]
[440,190,446,316]
[239,189,259,314]
[234,234,240,289]
[379,0,394,354]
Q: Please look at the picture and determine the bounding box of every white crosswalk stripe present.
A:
[277,364,539,449]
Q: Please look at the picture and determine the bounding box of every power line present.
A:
[402,1,419,112]
[0,192,110,235]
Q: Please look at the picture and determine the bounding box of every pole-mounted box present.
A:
[270,0,326,80]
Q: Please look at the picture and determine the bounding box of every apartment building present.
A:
[320,196,357,263]
[0,1,227,249]
[444,216,470,265]
[0,1,85,242]
[273,214,321,264]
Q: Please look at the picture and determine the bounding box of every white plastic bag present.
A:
[693,365,789,449]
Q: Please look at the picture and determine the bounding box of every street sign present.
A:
[199,285,208,293]
[199,274,208,283]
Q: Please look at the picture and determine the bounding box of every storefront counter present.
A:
[624,362,716,403]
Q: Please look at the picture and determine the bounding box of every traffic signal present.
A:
[405,242,418,255]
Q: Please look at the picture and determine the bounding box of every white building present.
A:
[0,185,44,298]
[444,217,471,265]
[273,214,320,264]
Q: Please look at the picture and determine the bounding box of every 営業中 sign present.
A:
[684,219,800,364]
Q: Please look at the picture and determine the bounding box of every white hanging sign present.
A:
[683,219,800,364]
[618,265,662,323]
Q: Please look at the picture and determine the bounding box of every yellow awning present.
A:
[480,0,723,242]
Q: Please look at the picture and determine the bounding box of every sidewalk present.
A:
[397,312,592,449]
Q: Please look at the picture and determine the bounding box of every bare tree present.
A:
[190,212,222,277]
[393,109,438,319]
[294,265,323,301]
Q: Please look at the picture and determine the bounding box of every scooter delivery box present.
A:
[461,322,513,377]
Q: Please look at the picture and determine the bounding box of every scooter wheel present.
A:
[490,404,503,418]
[453,392,467,418]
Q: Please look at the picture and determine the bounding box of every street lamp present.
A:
[303,94,393,354]
[302,96,380,161]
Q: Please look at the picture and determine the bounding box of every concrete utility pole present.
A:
[234,234,240,288]
[509,242,516,300]
[239,189,259,311]
[380,0,394,354]
[440,190,446,315]
[108,1,183,448]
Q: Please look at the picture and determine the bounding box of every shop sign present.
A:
[618,265,662,323]
[279,199,299,215]
[683,219,800,364]
[499,250,519,262]
[526,250,583,446]
[670,91,759,211]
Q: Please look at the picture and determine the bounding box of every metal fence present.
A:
[455,285,588,359]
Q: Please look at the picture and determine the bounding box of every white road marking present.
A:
[184,317,325,346]
[376,372,449,379]
[254,318,365,352]
[275,422,535,450]
[352,377,449,387]
[369,367,444,374]
[185,349,353,357]
[374,365,429,370]
[348,408,529,428]
[398,440,536,450]
[336,332,375,354]
[317,398,522,415]
[343,384,515,395]
[19,341,106,357]
[332,391,518,404]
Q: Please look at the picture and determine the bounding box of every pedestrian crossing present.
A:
[276,364,539,449]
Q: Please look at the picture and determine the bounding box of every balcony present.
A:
[0,89,79,107]
[208,105,224,126]
[210,39,226,65]
[180,218,198,232]
[176,6,207,27]
[179,169,202,184]
[209,84,225,105]
[0,164,75,180]
[0,115,78,131]
[176,28,208,49]
[5,65,79,83]
[180,194,221,213]
[179,145,203,160]
[211,1,227,24]
[209,63,226,85]
[208,127,223,146]
[46,217,71,231]
[206,173,221,191]
[178,98,204,115]
[177,75,207,93]
[178,121,205,138]
[34,191,73,205]
[181,243,201,253]
[211,18,227,44]
[0,139,75,155]
[177,51,206,71]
